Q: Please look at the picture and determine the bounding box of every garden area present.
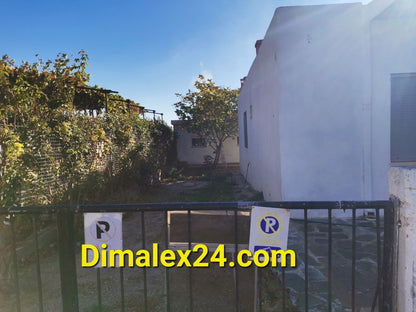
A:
[0,52,295,312]
[0,51,176,209]
[0,52,175,309]
[0,167,299,312]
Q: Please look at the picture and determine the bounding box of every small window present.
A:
[192,138,206,148]
[244,111,248,148]
[391,73,416,162]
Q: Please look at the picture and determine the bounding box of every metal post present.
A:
[32,215,44,312]
[96,268,102,312]
[10,216,21,312]
[328,209,332,312]
[304,209,309,312]
[376,208,382,311]
[141,211,148,312]
[234,209,240,312]
[120,268,125,312]
[57,208,79,312]
[253,266,258,312]
[352,209,356,312]
[382,198,398,312]
[187,210,193,312]
[164,211,171,312]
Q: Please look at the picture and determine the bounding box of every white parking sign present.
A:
[84,213,123,267]
[249,206,290,259]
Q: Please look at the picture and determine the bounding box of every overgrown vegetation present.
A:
[0,51,174,207]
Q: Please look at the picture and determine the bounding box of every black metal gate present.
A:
[0,200,396,312]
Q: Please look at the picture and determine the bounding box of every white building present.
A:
[171,120,239,165]
[238,0,416,203]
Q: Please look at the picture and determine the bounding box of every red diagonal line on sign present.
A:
[262,216,277,234]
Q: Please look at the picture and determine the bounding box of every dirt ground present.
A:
[0,172,295,312]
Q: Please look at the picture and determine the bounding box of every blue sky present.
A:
[1,0,371,123]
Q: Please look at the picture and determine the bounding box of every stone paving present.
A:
[280,217,383,312]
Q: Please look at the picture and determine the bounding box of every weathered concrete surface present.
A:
[389,166,416,312]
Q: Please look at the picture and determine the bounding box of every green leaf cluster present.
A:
[0,52,173,207]
[174,75,239,166]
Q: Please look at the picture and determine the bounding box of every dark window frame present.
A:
[391,73,416,162]
[191,137,207,148]
[244,111,248,148]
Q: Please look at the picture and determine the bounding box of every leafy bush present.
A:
[0,52,174,206]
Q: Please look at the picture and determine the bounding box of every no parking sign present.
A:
[84,213,123,267]
[249,206,290,259]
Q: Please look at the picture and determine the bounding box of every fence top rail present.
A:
[0,200,394,214]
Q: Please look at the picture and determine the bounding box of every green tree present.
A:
[0,52,174,207]
[174,75,239,167]
[0,51,90,206]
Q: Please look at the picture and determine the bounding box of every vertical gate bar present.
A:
[234,209,240,312]
[258,267,262,312]
[56,209,79,312]
[382,199,398,312]
[120,268,125,312]
[141,211,148,312]
[97,269,102,312]
[352,209,356,312]
[328,209,332,312]
[164,210,171,312]
[187,209,193,312]
[32,215,44,312]
[10,216,21,312]
[376,208,382,310]
[253,267,258,312]
[304,208,309,312]
[282,267,286,312]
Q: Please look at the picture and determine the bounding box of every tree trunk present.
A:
[213,141,223,168]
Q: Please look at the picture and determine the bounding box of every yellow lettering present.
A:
[237,250,252,268]
[176,250,192,267]
[109,250,134,267]
[101,244,107,267]
[135,250,151,267]
[253,250,269,268]
[82,244,99,268]
[152,243,159,267]
[160,250,176,267]
[271,249,296,267]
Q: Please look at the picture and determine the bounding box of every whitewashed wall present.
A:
[173,123,239,165]
[369,1,416,199]
[239,0,415,209]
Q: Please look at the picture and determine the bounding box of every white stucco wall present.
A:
[239,0,415,206]
[238,11,282,199]
[277,3,368,202]
[370,2,416,199]
[173,122,239,165]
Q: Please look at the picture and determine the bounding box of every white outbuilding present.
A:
[172,120,239,166]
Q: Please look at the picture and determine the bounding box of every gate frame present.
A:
[1,200,396,312]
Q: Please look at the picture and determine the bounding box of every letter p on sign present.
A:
[96,221,110,239]
[84,213,123,267]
